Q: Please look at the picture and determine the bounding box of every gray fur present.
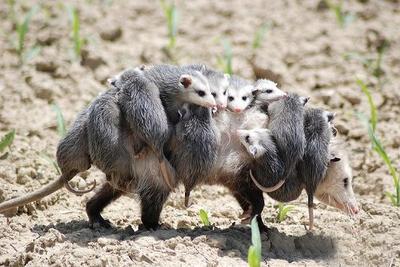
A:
[168,104,219,205]
[143,64,214,125]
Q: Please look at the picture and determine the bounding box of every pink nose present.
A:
[234,108,242,113]
[351,204,359,215]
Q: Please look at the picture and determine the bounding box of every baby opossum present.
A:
[111,68,175,190]
[183,64,230,111]
[168,104,220,207]
[142,64,216,125]
[253,79,287,105]
[249,93,308,191]
[227,75,255,113]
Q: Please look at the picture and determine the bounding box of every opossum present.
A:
[182,64,230,111]
[253,79,287,105]
[227,75,255,113]
[111,68,175,190]
[249,93,308,191]
[142,64,216,125]
[168,104,220,207]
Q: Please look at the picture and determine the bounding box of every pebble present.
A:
[100,26,122,41]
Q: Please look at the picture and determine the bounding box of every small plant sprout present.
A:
[40,153,61,175]
[160,0,179,57]
[67,6,85,60]
[199,209,211,226]
[15,4,41,64]
[357,80,400,207]
[216,38,233,75]
[324,0,355,28]
[52,104,67,137]
[0,130,16,154]
[247,216,262,267]
[251,22,270,53]
[276,203,295,223]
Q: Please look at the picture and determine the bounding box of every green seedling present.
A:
[251,22,270,52]
[247,216,262,267]
[52,104,67,137]
[67,6,85,60]
[0,130,16,154]
[15,4,41,63]
[40,153,61,175]
[276,203,295,222]
[199,209,210,226]
[357,81,400,206]
[324,0,355,28]
[216,38,233,75]
[160,0,179,51]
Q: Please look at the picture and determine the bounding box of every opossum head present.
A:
[209,73,230,110]
[227,84,254,113]
[314,142,359,216]
[178,71,216,108]
[237,128,274,159]
[253,79,287,104]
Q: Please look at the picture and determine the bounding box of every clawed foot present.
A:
[88,215,113,229]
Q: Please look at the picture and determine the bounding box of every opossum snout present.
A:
[217,104,226,110]
[234,108,242,113]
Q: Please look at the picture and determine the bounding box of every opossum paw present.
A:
[138,223,161,231]
[88,217,113,229]
[239,208,252,220]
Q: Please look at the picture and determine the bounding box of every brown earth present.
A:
[0,0,399,266]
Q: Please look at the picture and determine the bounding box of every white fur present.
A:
[254,79,287,103]
[227,85,254,113]
[315,139,359,215]
[180,73,216,108]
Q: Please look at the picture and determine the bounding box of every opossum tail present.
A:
[0,171,81,213]
[249,170,285,193]
[159,155,176,192]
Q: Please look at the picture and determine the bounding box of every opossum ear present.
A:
[200,64,207,73]
[249,145,258,158]
[139,64,146,71]
[300,96,310,106]
[179,75,192,89]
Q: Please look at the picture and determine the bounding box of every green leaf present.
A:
[199,209,210,226]
[40,153,61,175]
[277,203,295,222]
[52,104,67,137]
[67,6,82,59]
[252,23,270,50]
[250,216,262,260]
[0,130,16,153]
[357,79,377,132]
[16,4,39,55]
[247,246,260,267]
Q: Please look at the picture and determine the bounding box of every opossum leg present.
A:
[139,188,170,230]
[86,182,122,229]
[231,190,251,219]
[307,193,314,231]
[235,179,268,233]
[184,190,191,208]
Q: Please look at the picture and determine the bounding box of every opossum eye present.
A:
[223,90,227,95]
[228,96,234,101]
[245,135,250,143]
[242,96,247,101]
[343,178,349,187]
[211,92,217,97]
[196,90,206,97]
[266,89,273,93]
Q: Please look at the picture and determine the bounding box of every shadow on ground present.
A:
[32,220,336,263]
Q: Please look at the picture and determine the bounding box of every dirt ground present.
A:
[0,0,400,266]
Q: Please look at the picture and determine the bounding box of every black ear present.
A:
[330,157,341,162]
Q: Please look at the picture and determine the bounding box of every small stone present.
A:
[35,60,58,73]
[81,49,106,70]
[205,236,227,249]
[100,26,122,41]
[340,89,361,105]
[349,128,365,140]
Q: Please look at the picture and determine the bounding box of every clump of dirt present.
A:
[0,0,399,266]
